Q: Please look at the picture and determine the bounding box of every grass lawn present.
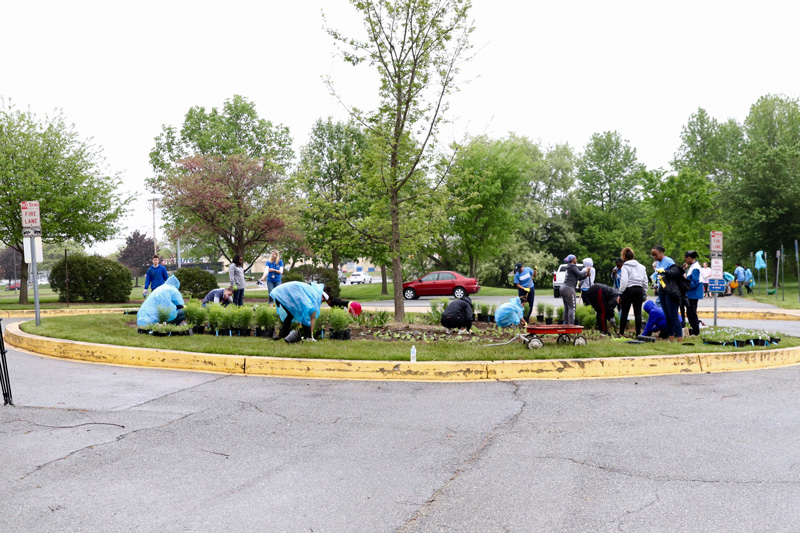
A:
[19,314,797,362]
[740,279,800,309]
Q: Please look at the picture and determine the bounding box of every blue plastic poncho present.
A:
[495,297,525,328]
[270,281,323,326]
[723,271,734,282]
[755,251,767,270]
[136,275,185,327]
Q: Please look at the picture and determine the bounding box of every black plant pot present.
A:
[192,326,205,335]
[488,315,494,323]
[479,315,489,323]
[545,318,553,325]
[752,338,767,346]
[137,328,149,335]
[238,328,252,337]
[703,339,723,345]
[256,327,274,338]
[331,329,351,340]
[345,329,351,340]
[770,336,781,344]
[733,339,747,347]
[536,314,545,323]
[151,331,168,337]
[217,328,232,337]
[314,328,325,340]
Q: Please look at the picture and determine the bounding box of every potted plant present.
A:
[233,306,253,336]
[536,302,546,323]
[217,306,236,337]
[329,308,350,340]
[184,301,207,335]
[156,305,172,325]
[314,309,330,339]
[255,306,277,338]
[479,302,490,322]
[544,304,554,325]
[150,323,193,337]
[488,303,496,322]
[555,305,565,325]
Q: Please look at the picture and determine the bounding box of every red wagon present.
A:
[524,324,587,349]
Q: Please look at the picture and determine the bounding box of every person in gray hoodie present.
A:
[616,247,649,337]
[560,254,590,325]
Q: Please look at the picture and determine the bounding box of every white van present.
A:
[552,262,583,298]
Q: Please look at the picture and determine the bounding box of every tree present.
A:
[118,230,155,286]
[156,154,298,265]
[576,131,644,212]
[672,107,743,186]
[0,100,129,303]
[446,135,533,277]
[293,118,367,272]
[643,169,721,259]
[327,0,474,320]
[150,95,293,178]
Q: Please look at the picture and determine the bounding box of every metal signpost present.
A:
[709,231,724,326]
[21,201,42,326]
[0,318,12,405]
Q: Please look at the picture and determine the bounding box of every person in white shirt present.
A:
[699,262,712,298]
[616,247,649,337]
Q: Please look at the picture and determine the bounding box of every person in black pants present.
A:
[275,302,312,341]
[584,283,620,334]
[616,247,649,337]
[440,295,474,333]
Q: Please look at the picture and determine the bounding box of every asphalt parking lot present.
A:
[2,314,800,532]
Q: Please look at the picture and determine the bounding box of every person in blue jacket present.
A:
[143,255,169,298]
[744,266,754,294]
[513,262,536,323]
[733,263,745,296]
[137,275,185,327]
[642,300,668,339]
[269,281,324,342]
[495,296,526,328]
[683,251,703,336]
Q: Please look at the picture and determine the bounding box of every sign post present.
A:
[709,231,724,326]
[21,201,42,326]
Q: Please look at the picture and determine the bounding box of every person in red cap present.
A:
[322,286,363,317]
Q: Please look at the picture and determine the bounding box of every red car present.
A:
[402,271,481,300]
[4,280,20,291]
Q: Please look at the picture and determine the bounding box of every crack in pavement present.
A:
[18,410,205,480]
[124,374,232,410]
[614,491,660,531]
[534,456,800,485]
[397,381,527,533]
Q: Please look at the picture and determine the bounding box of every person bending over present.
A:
[440,295,474,334]
[202,287,234,307]
[583,283,620,335]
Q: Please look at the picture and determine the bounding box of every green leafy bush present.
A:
[174,268,219,299]
[536,302,546,315]
[289,265,342,298]
[156,305,172,324]
[206,304,225,330]
[255,306,277,329]
[218,306,236,330]
[280,270,305,284]
[233,306,253,329]
[329,308,350,331]
[544,304,554,318]
[315,309,331,334]
[183,301,207,327]
[49,255,132,303]
[555,306,564,323]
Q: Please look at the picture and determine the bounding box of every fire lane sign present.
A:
[21,201,41,228]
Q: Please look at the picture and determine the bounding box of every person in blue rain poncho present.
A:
[269,281,324,342]
[495,296,526,328]
[136,275,186,327]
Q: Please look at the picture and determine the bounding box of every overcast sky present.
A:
[4,0,798,255]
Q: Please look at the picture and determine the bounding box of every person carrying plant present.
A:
[201,286,234,307]
[513,262,536,323]
[143,255,169,298]
[321,286,363,317]
[269,281,325,343]
[440,295,474,334]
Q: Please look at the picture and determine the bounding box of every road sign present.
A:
[709,251,722,259]
[711,258,723,278]
[21,201,41,228]
[23,237,43,264]
[22,227,42,238]
[710,231,723,252]
[709,278,726,292]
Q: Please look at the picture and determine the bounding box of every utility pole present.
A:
[150,198,158,255]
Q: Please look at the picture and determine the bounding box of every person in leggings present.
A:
[683,251,703,336]
[616,247,648,337]
[559,254,589,325]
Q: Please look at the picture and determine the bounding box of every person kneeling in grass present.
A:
[642,300,669,339]
[440,295,474,334]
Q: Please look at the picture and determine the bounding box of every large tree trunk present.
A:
[390,188,404,322]
[331,249,340,273]
[468,255,478,278]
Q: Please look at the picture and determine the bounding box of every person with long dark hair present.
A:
[229,254,246,306]
[617,247,648,337]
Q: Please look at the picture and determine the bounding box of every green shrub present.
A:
[329,308,350,331]
[174,268,219,299]
[155,305,172,324]
[233,306,253,329]
[536,301,546,315]
[478,301,490,315]
[315,308,331,333]
[280,270,305,284]
[544,304,554,318]
[556,306,565,323]
[49,255,132,303]
[254,306,277,329]
[206,304,225,329]
[577,306,596,329]
[218,306,236,330]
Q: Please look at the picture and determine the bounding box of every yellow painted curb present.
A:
[6,322,800,381]
[0,308,134,319]
[697,310,800,321]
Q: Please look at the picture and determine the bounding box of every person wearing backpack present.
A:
[616,247,648,337]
